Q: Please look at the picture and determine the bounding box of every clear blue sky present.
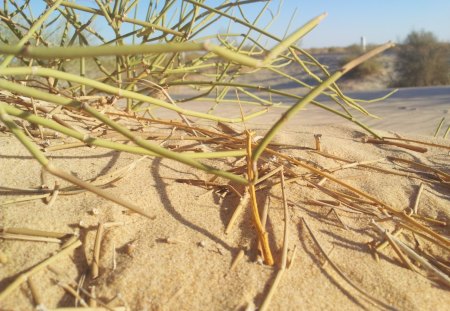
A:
[24,1,450,48]
[276,0,450,47]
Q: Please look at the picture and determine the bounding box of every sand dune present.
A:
[1,87,449,310]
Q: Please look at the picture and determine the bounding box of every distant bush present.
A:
[393,30,449,87]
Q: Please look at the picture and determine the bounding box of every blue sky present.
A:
[23,1,450,48]
[276,0,450,47]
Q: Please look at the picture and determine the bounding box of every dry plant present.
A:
[0,1,448,310]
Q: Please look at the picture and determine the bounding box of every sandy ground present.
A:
[1,88,449,310]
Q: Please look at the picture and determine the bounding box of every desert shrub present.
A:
[393,30,449,87]
[0,0,394,275]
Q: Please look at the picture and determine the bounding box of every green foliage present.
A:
[393,30,449,87]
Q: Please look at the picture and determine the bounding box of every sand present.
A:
[1,89,449,310]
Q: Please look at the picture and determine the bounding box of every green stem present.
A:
[2,101,247,159]
[53,0,184,36]
[0,106,156,219]
[252,42,394,161]
[0,73,267,123]
[0,0,63,68]
[433,117,445,137]
[264,13,327,65]
[0,81,248,184]
[252,70,344,161]
[0,107,49,166]
[82,103,247,184]
[171,80,381,138]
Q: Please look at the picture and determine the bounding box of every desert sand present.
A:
[1,87,449,310]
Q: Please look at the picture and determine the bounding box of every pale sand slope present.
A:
[170,85,450,137]
[1,91,449,310]
[246,86,450,137]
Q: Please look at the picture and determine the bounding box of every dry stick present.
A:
[375,228,403,252]
[305,181,377,216]
[314,150,439,184]
[260,196,270,230]
[44,142,88,152]
[90,222,121,279]
[328,158,385,173]
[61,235,80,249]
[31,98,44,140]
[257,195,271,259]
[259,168,290,311]
[382,232,415,271]
[307,199,362,214]
[287,245,297,270]
[410,214,447,226]
[301,218,393,309]
[46,308,125,311]
[0,109,156,219]
[22,120,37,141]
[415,248,450,276]
[1,227,71,239]
[89,286,97,308]
[314,134,322,151]
[317,199,340,206]
[58,282,89,307]
[317,176,327,186]
[51,164,156,217]
[382,136,450,151]
[13,96,76,131]
[112,242,117,271]
[246,131,274,266]
[367,242,380,263]
[40,167,49,189]
[46,181,60,207]
[0,239,82,302]
[362,137,428,153]
[28,276,44,308]
[331,209,348,230]
[0,233,62,243]
[106,111,241,142]
[225,190,249,234]
[389,238,416,272]
[139,79,198,137]
[1,165,143,206]
[47,267,117,311]
[228,249,245,273]
[371,221,450,287]
[279,168,290,269]
[413,183,424,214]
[259,261,285,310]
[398,222,448,250]
[266,148,450,248]
[76,274,86,308]
[1,90,248,186]
[321,246,336,269]
[91,223,105,279]
[387,156,450,182]
[255,166,283,185]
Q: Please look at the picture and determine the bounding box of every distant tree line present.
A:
[335,30,449,87]
[393,30,449,87]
